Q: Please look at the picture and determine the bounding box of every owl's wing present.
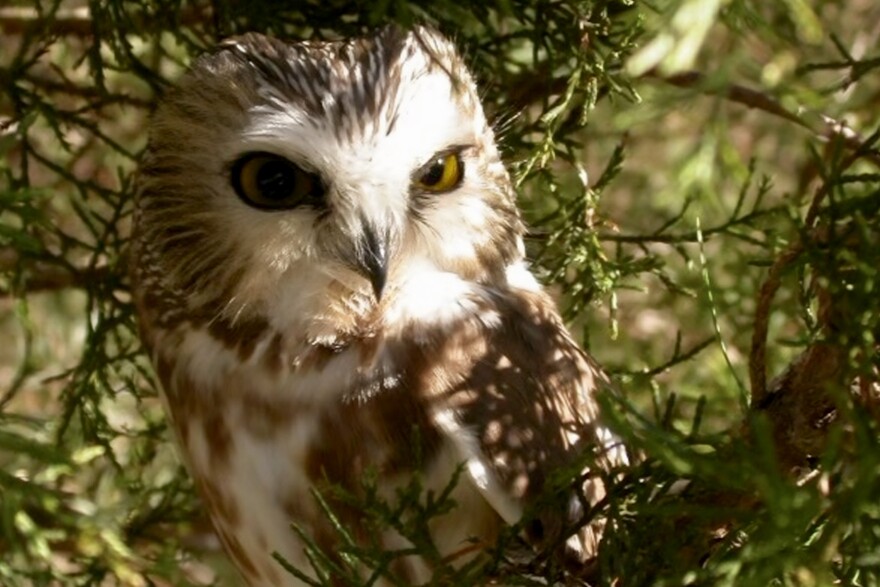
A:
[422,287,627,562]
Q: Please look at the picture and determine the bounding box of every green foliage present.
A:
[1,0,879,585]
[271,469,490,587]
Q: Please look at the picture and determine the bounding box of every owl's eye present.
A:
[231,153,324,209]
[415,152,464,193]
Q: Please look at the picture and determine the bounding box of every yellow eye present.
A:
[415,152,464,193]
[231,153,324,209]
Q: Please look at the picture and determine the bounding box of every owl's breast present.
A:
[151,314,496,586]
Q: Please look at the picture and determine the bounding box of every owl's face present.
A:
[135,26,523,343]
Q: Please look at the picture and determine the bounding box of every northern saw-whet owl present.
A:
[132,25,626,586]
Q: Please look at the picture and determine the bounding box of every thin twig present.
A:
[0,6,92,35]
[748,243,804,407]
[23,72,151,109]
[0,5,212,36]
[0,248,115,297]
[596,207,781,244]
[749,133,876,407]
[657,70,880,168]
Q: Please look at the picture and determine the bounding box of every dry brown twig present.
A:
[748,243,805,407]
[658,70,880,168]
[0,5,212,36]
[748,189,877,482]
[0,247,114,297]
[0,6,93,36]
[602,68,878,431]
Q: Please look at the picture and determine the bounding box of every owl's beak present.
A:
[355,223,389,301]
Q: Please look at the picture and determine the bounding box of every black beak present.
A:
[356,223,388,301]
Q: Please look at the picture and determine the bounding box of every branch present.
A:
[0,5,212,37]
[597,207,780,245]
[749,133,875,409]
[0,248,115,297]
[0,6,93,36]
[657,70,880,168]
[748,243,804,407]
[22,71,151,109]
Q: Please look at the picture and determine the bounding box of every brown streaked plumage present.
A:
[132,24,626,586]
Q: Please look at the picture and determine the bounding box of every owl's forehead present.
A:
[207,27,481,148]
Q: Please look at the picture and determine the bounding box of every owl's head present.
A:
[134,26,524,341]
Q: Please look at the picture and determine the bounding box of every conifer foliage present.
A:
[1,1,878,585]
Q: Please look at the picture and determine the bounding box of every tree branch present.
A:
[0,5,212,37]
[657,70,880,168]
[0,6,93,36]
[0,248,115,297]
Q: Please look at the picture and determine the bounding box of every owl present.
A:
[132,25,626,586]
